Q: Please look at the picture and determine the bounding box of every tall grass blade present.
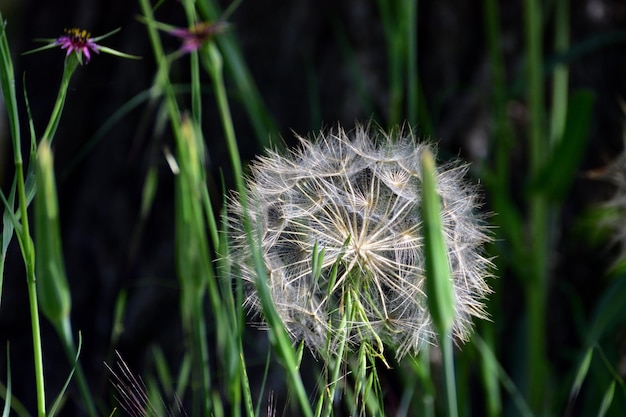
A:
[420,149,457,417]
[0,12,21,156]
[420,149,455,333]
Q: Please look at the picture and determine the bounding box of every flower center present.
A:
[64,28,91,43]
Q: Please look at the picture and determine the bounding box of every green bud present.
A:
[35,141,71,325]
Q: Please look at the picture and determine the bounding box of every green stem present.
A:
[25,254,45,417]
[524,0,548,411]
[404,0,418,127]
[193,294,211,417]
[182,0,202,123]
[196,0,277,148]
[418,345,435,417]
[42,55,79,143]
[441,335,458,417]
[26,286,45,417]
[376,0,403,125]
[14,155,45,417]
[202,43,244,193]
[481,2,508,415]
[550,0,569,146]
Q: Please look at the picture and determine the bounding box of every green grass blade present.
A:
[420,149,455,333]
[0,180,18,308]
[0,12,22,160]
[2,345,10,417]
[587,271,626,343]
[597,380,615,417]
[0,13,23,308]
[420,148,458,417]
[47,335,83,417]
[565,346,593,416]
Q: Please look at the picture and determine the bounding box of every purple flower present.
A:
[168,21,229,53]
[55,28,100,63]
[23,27,140,64]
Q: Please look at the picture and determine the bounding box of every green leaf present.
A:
[420,148,455,334]
[0,13,22,156]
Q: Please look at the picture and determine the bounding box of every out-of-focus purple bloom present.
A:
[168,21,229,53]
[55,28,100,63]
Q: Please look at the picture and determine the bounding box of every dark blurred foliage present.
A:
[1,0,626,415]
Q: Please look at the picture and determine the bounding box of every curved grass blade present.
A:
[47,334,82,417]
[2,345,10,417]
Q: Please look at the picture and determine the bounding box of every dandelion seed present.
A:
[228,125,494,359]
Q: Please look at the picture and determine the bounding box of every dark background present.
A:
[1,0,626,415]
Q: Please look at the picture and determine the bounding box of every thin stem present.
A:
[202,43,244,193]
[481,2,507,416]
[42,55,79,143]
[57,321,97,417]
[182,0,202,123]
[550,0,569,146]
[418,346,435,417]
[13,150,45,417]
[404,0,418,127]
[441,335,458,417]
[27,284,45,417]
[376,0,403,125]
[23,242,45,417]
[523,0,548,411]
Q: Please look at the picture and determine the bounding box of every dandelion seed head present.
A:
[228,125,493,359]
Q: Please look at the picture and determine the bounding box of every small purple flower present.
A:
[168,21,229,53]
[55,28,99,63]
[23,27,140,64]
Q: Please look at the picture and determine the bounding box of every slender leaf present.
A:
[420,148,455,333]
[565,346,594,417]
[597,380,615,417]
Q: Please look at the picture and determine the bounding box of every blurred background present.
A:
[1,0,626,415]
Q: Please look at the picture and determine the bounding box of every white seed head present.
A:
[228,125,493,359]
